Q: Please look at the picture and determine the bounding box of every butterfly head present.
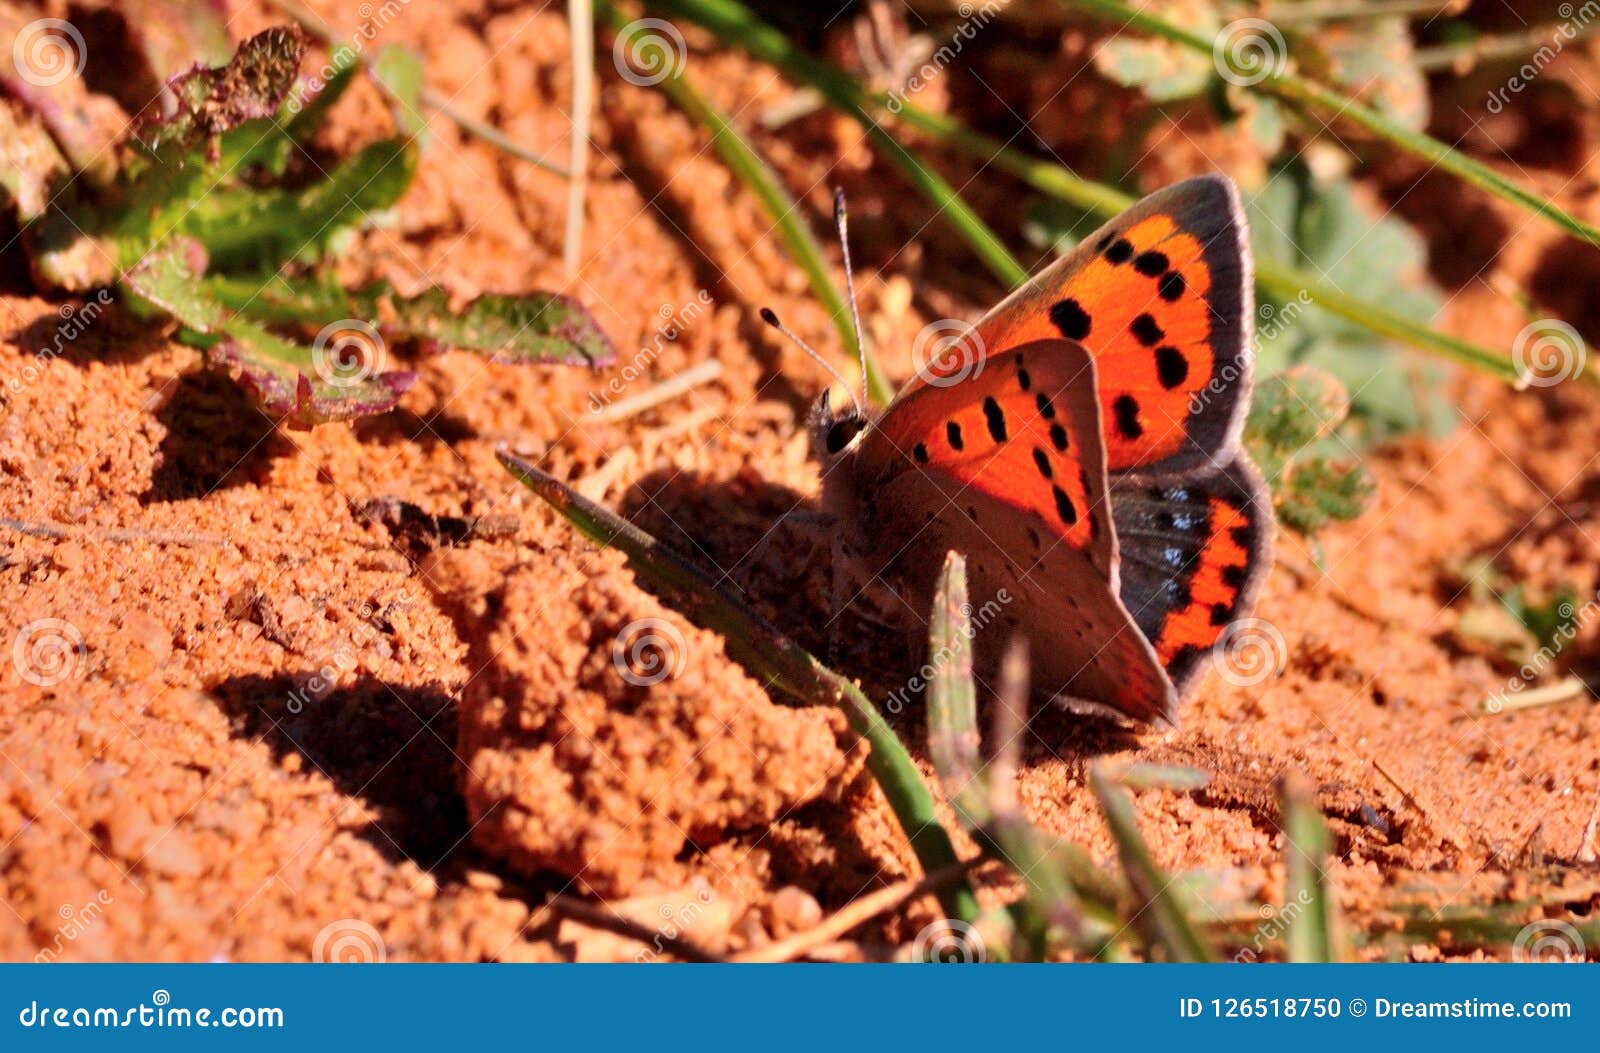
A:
[807,387,869,463]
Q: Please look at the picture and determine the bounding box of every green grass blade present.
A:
[1060,0,1600,249]
[927,551,987,827]
[602,1,892,404]
[1090,765,1217,961]
[650,0,1028,288]
[497,451,979,925]
[1281,773,1341,962]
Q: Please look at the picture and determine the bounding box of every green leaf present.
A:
[204,274,618,368]
[1092,0,1219,101]
[1090,765,1218,962]
[372,44,427,137]
[183,137,418,270]
[1248,163,1454,439]
[119,239,418,428]
[1317,17,1428,132]
[927,552,987,830]
[1245,367,1376,532]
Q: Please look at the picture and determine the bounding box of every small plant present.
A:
[1,18,613,427]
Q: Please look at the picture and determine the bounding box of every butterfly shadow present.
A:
[618,467,1145,767]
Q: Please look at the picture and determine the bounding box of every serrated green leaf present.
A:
[203,273,618,367]
[131,25,305,157]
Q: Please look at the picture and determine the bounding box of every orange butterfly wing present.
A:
[909,175,1253,476]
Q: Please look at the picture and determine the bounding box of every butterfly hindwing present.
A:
[1110,455,1273,696]
[840,339,1176,724]
[965,175,1253,476]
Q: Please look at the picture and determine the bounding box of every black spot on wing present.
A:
[1049,298,1091,341]
[1032,447,1052,479]
[1113,394,1143,440]
[1131,313,1163,347]
[1134,250,1168,276]
[1155,346,1189,389]
[1051,485,1078,525]
[982,396,1008,442]
[1159,272,1186,302]
[946,420,964,451]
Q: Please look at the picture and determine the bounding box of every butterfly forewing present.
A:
[961,175,1253,476]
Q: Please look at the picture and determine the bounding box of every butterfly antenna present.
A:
[759,307,864,417]
[833,187,870,411]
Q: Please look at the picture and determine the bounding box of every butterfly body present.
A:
[813,175,1273,726]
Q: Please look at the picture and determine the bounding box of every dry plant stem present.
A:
[1477,675,1588,714]
[566,0,594,275]
[1579,792,1599,864]
[1368,755,1471,852]
[1,517,230,547]
[590,359,725,422]
[548,895,725,962]
[497,451,982,925]
[731,862,975,962]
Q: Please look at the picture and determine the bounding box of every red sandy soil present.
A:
[1,1,1597,961]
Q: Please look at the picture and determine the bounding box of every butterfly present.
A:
[792,175,1273,727]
